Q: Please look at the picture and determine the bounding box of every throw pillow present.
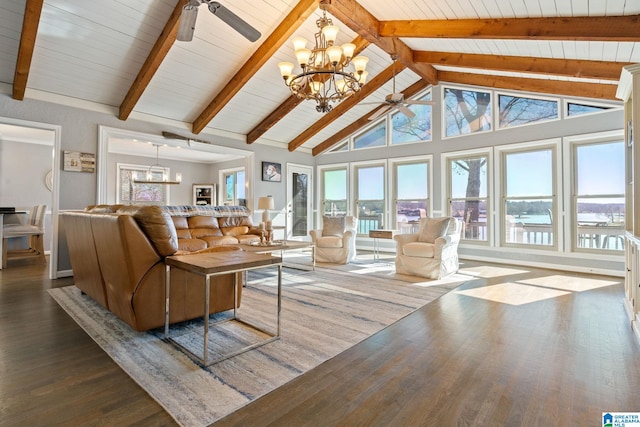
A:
[418,217,451,243]
[322,215,346,237]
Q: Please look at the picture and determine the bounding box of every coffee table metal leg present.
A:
[203,274,210,366]
[164,265,170,337]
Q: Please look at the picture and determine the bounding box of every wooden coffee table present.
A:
[164,251,282,367]
[237,240,315,270]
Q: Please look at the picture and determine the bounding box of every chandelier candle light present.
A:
[132,144,182,185]
[277,1,369,113]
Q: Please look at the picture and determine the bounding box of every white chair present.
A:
[2,204,47,268]
[394,216,462,279]
[309,215,357,264]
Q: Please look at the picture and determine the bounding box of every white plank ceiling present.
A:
[0,0,635,157]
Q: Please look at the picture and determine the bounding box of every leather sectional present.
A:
[61,204,263,331]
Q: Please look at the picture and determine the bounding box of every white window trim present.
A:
[562,130,625,256]
[494,90,561,132]
[441,147,493,246]
[389,155,433,229]
[563,98,623,120]
[494,138,562,251]
[351,116,388,151]
[351,159,388,233]
[441,85,493,141]
[317,163,350,220]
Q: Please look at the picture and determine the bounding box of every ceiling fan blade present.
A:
[176,4,199,42]
[368,105,392,121]
[208,2,261,42]
[397,104,416,119]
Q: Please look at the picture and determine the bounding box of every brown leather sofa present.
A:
[61,205,263,331]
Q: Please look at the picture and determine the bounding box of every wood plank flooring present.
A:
[1,257,639,426]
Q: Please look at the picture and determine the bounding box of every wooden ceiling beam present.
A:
[13,0,44,100]
[326,0,437,84]
[415,51,630,81]
[287,62,403,151]
[192,0,319,134]
[438,71,618,100]
[312,78,429,156]
[119,0,185,121]
[246,35,369,144]
[380,15,640,41]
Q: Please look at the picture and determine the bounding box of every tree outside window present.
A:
[444,88,491,138]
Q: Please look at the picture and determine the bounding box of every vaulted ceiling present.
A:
[1,0,636,156]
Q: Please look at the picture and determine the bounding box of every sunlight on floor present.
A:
[457,264,530,278]
[518,275,619,292]
[455,282,571,306]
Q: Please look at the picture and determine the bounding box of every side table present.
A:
[164,251,282,367]
[368,229,398,261]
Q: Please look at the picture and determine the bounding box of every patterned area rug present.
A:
[48,259,468,427]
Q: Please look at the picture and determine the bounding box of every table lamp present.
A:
[257,196,274,223]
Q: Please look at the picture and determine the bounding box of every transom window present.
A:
[444,87,492,138]
[498,94,558,128]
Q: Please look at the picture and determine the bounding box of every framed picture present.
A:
[193,184,215,205]
[262,161,282,182]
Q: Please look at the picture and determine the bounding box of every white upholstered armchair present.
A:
[394,216,462,279]
[309,215,357,264]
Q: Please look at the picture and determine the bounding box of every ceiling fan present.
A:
[176,0,261,43]
[364,55,435,121]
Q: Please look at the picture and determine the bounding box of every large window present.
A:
[354,163,385,235]
[117,163,169,205]
[393,159,430,233]
[502,147,556,247]
[498,94,558,128]
[444,87,491,138]
[447,154,489,242]
[321,167,348,215]
[573,140,625,251]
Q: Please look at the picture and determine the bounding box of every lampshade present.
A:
[258,196,274,223]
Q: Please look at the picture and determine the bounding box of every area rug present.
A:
[48,261,468,427]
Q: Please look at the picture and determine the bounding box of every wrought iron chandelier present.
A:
[277,1,369,113]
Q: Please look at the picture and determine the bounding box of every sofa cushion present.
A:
[418,217,451,243]
[402,241,436,258]
[201,235,238,247]
[188,216,223,239]
[171,216,192,239]
[117,205,178,257]
[177,238,207,252]
[322,215,346,237]
[316,235,344,248]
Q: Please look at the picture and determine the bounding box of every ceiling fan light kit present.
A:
[277,1,369,113]
[177,0,261,42]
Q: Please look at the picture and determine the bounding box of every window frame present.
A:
[318,163,349,218]
[494,90,560,131]
[442,147,493,246]
[389,155,433,234]
[351,160,387,236]
[351,117,388,151]
[495,139,561,250]
[441,85,493,140]
[565,130,625,254]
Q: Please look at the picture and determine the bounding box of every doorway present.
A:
[0,118,60,279]
[286,164,313,241]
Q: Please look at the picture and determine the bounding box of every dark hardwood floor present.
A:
[1,256,639,426]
